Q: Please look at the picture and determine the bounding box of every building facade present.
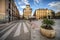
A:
[0,0,20,23]
[55,12,60,19]
[23,5,32,19]
[33,8,54,19]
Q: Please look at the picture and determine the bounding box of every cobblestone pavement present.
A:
[0,19,60,40]
[31,19,60,40]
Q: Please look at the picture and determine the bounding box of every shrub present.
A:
[41,19,55,29]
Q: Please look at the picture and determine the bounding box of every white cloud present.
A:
[34,0,40,3]
[14,2,19,8]
[23,0,29,4]
[18,2,22,5]
[34,0,42,6]
[48,1,60,13]
[17,0,29,9]
[19,11,23,15]
[20,6,26,8]
[18,0,29,5]
[24,1,29,5]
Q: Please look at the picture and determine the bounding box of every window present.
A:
[9,10,11,16]
[9,0,11,2]
[8,3,10,9]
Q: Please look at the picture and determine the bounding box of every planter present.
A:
[40,27,56,38]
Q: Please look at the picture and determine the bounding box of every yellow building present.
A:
[0,0,20,22]
[55,12,60,16]
[23,5,32,19]
[55,12,60,19]
[33,8,54,19]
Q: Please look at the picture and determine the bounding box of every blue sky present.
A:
[14,0,60,15]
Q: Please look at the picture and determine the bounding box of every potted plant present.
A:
[40,19,56,38]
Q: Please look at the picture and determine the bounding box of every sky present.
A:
[14,0,60,15]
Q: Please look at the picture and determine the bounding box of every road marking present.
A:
[0,23,15,33]
[23,22,29,33]
[13,23,21,37]
[0,22,14,30]
[0,23,18,40]
[26,22,31,28]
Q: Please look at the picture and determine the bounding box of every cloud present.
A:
[20,11,23,15]
[34,0,42,6]
[15,0,29,15]
[48,1,60,13]
[23,0,29,5]
[18,2,22,5]
[34,0,40,3]
[17,0,29,9]
[20,6,26,8]
[18,0,29,5]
